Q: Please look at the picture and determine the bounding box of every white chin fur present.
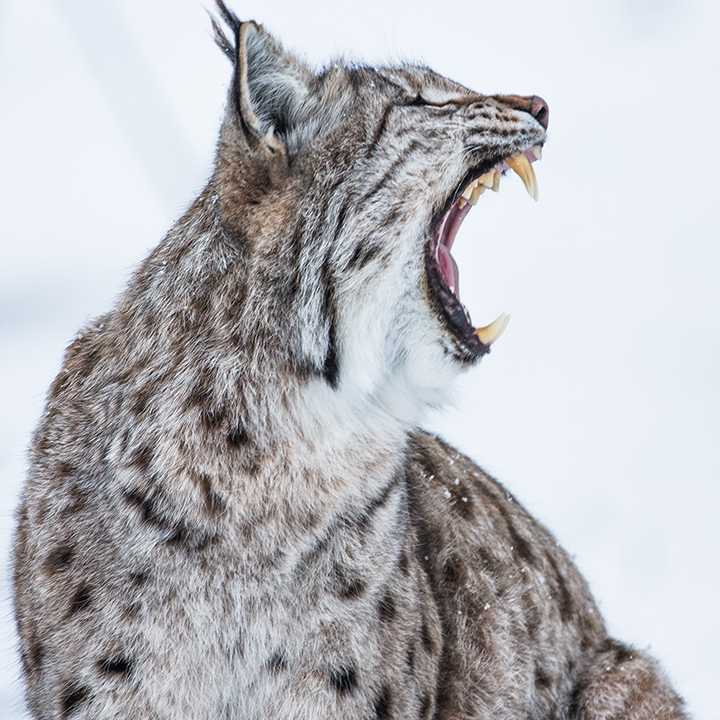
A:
[335,240,463,429]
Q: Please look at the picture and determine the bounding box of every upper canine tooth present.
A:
[478,170,495,189]
[506,153,538,201]
[475,313,510,345]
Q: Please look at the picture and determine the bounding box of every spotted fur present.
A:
[13,4,687,718]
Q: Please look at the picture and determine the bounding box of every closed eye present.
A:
[399,94,459,109]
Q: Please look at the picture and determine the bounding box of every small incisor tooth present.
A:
[461,182,475,201]
[468,183,486,205]
[506,153,538,201]
[492,170,501,192]
[478,170,495,188]
[475,313,510,345]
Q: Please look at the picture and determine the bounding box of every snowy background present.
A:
[1,0,718,717]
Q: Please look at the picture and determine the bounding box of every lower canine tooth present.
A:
[506,154,538,201]
[475,313,510,345]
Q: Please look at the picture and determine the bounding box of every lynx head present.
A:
[208,2,548,420]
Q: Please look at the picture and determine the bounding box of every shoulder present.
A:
[404,428,535,537]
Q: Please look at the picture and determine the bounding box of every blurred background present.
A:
[1,0,718,717]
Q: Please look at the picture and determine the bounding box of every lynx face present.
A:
[211,3,548,412]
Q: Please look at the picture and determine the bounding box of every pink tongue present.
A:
[436,244,459,296]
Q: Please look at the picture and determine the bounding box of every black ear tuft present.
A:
[209,0,240,62]
[215,0,240,31]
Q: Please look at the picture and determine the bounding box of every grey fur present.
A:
[13,6,687,719]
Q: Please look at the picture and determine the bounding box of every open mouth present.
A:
[426,145,543,362]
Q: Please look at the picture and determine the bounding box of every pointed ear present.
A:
[238,22,313,149]
[212,4,313,155]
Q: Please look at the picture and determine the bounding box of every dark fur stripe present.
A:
[374,684,392,718]
[546,551,575,622]
[295,473,401,574]
[123,488,217,552]
[320,254,339,389]
[329,665,357,694]
[98,656,134,677]
[348,242,383,271]
[359,140,421,206]
[367,104,395,156]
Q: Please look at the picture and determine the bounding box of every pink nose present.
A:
[529,96,549,130]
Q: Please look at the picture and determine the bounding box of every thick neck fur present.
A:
[55,121,420,569]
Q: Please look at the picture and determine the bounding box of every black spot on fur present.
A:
[374,684,392,718]
[98,656,134,678]
[123,488,159,524]
[129,445,153,472]
[62,482,89,516]
[521,589,541,641]
[441,555,465,590]
[56,461,77,480]
[68,583,92,616]
[406,644,416,674]
[450,487,475,520]
[121,602,141,621]
[419,691,432,718]
[227,426,249,447]
[420,619,434,655]
[329,665,357,695]
[603,638,635,665]
[60,683,89,717]
[130,386,151,416]
[335,566,367,600]
[474,477,536,567]
[124,488,217,552]
[191,471,225,517]
[29,635,45,673]
[378,590,396,623]
[535,666,552,690]
[45,545,74,573]
[567,677,585,718]
[267,651,288,674]
[129,570,149,586]
[546,551,575,622]
[201,405,226,431]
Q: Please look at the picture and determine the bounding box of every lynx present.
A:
[13,3,687,718]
